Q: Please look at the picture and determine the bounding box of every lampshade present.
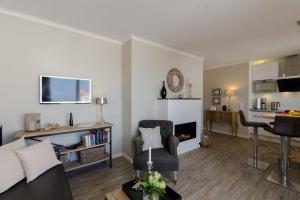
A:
[96,97,107,105]
[222,90,235,97]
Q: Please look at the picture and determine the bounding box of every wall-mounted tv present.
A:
[40,75,91,104]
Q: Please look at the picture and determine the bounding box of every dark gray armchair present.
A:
[133,120,179,182]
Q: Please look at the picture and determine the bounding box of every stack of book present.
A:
[82,128,110,147]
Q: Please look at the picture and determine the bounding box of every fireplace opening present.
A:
[175,122,196,142]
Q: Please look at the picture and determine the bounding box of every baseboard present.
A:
[112,152,123,159]
[122,153,133,163]
[211,129,250,139]
[112,152,133,163]
[237,134,250,139]
[178,144,200,155]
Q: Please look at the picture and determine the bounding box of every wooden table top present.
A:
[15,122,113,139]
[206,110,238,113]
[105,188,129,200]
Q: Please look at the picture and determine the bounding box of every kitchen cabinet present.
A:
[252,62,279,81]
[279,55,300,77]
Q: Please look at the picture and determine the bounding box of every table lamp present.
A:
[96,97,107,124]
[222,90,235,111]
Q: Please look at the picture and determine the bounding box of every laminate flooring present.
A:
[69,133,300,200]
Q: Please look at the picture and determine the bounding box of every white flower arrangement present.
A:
[133,171,166,200]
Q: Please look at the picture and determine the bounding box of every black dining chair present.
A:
[264,116,300,192]
[239,110,270,170]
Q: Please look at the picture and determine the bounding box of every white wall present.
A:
[122,40,132,157]
[0,13,123,155]
[0,13,204,159]
[203,63,249,137]
[123,38,203,158]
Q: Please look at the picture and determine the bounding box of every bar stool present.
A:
[239,110,270,170]
[264,116,300,192]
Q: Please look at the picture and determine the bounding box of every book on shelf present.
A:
[82,129,111,147]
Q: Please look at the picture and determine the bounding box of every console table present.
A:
[205,110,238,136]
[15,122,113,171]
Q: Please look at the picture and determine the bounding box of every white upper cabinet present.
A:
[252,62,279,81]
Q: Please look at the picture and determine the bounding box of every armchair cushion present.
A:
[133,148,179,171]
[139,120,173,148]
[139,126,163,151]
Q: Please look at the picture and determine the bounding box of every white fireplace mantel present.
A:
[156,99,202,154]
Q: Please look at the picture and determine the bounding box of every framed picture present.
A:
[213,97,221,105]
[209,105,217,111]
[212,88,221,96]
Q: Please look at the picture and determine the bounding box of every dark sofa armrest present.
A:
[168,135,179,156]
[134,135,143,155]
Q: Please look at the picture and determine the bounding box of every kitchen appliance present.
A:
[277,78,300,92]
[253,79,277,93]
[271,102,280,110]
[261,100,267,110]
[254,98,267,110]
[25,113,41,132]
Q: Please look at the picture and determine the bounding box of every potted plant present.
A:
[133,171,166,200]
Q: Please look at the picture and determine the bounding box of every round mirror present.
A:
[167,68,184,93]
[173,75,180,86]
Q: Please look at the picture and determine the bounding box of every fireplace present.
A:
[175,122,196,142]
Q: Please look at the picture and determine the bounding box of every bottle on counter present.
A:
[69,113,73,126]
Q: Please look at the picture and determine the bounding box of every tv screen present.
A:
[40,75,91,104]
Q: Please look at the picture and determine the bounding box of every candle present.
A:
[148,146,152,162]
[186,79,192,84]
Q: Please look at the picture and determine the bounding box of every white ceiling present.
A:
[0,0,300,69]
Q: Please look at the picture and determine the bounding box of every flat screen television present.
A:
[40,75,91,104]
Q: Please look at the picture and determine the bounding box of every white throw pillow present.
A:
[16,139,61,183]
[0,138,26,193]
[139,126,164,151]
[1,137,26,150]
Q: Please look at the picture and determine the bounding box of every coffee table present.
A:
[105,180,182,200]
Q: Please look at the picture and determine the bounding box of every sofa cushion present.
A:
[0,150,25,193]
[0,164,73,200]
[133,148,179,171]
[1,138,26,150]
[16,139,61,183]
[0,138,26,193]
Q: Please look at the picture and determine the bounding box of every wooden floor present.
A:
[69,133,300,200]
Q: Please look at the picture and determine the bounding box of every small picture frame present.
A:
[209,105,217,111]
[213,97,221,105]
[212,88,221,96]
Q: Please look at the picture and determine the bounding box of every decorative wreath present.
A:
[167,68,184,93]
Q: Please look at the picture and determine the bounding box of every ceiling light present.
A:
[253,60,268,65]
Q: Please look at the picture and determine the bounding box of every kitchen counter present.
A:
[249,109,283,113]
